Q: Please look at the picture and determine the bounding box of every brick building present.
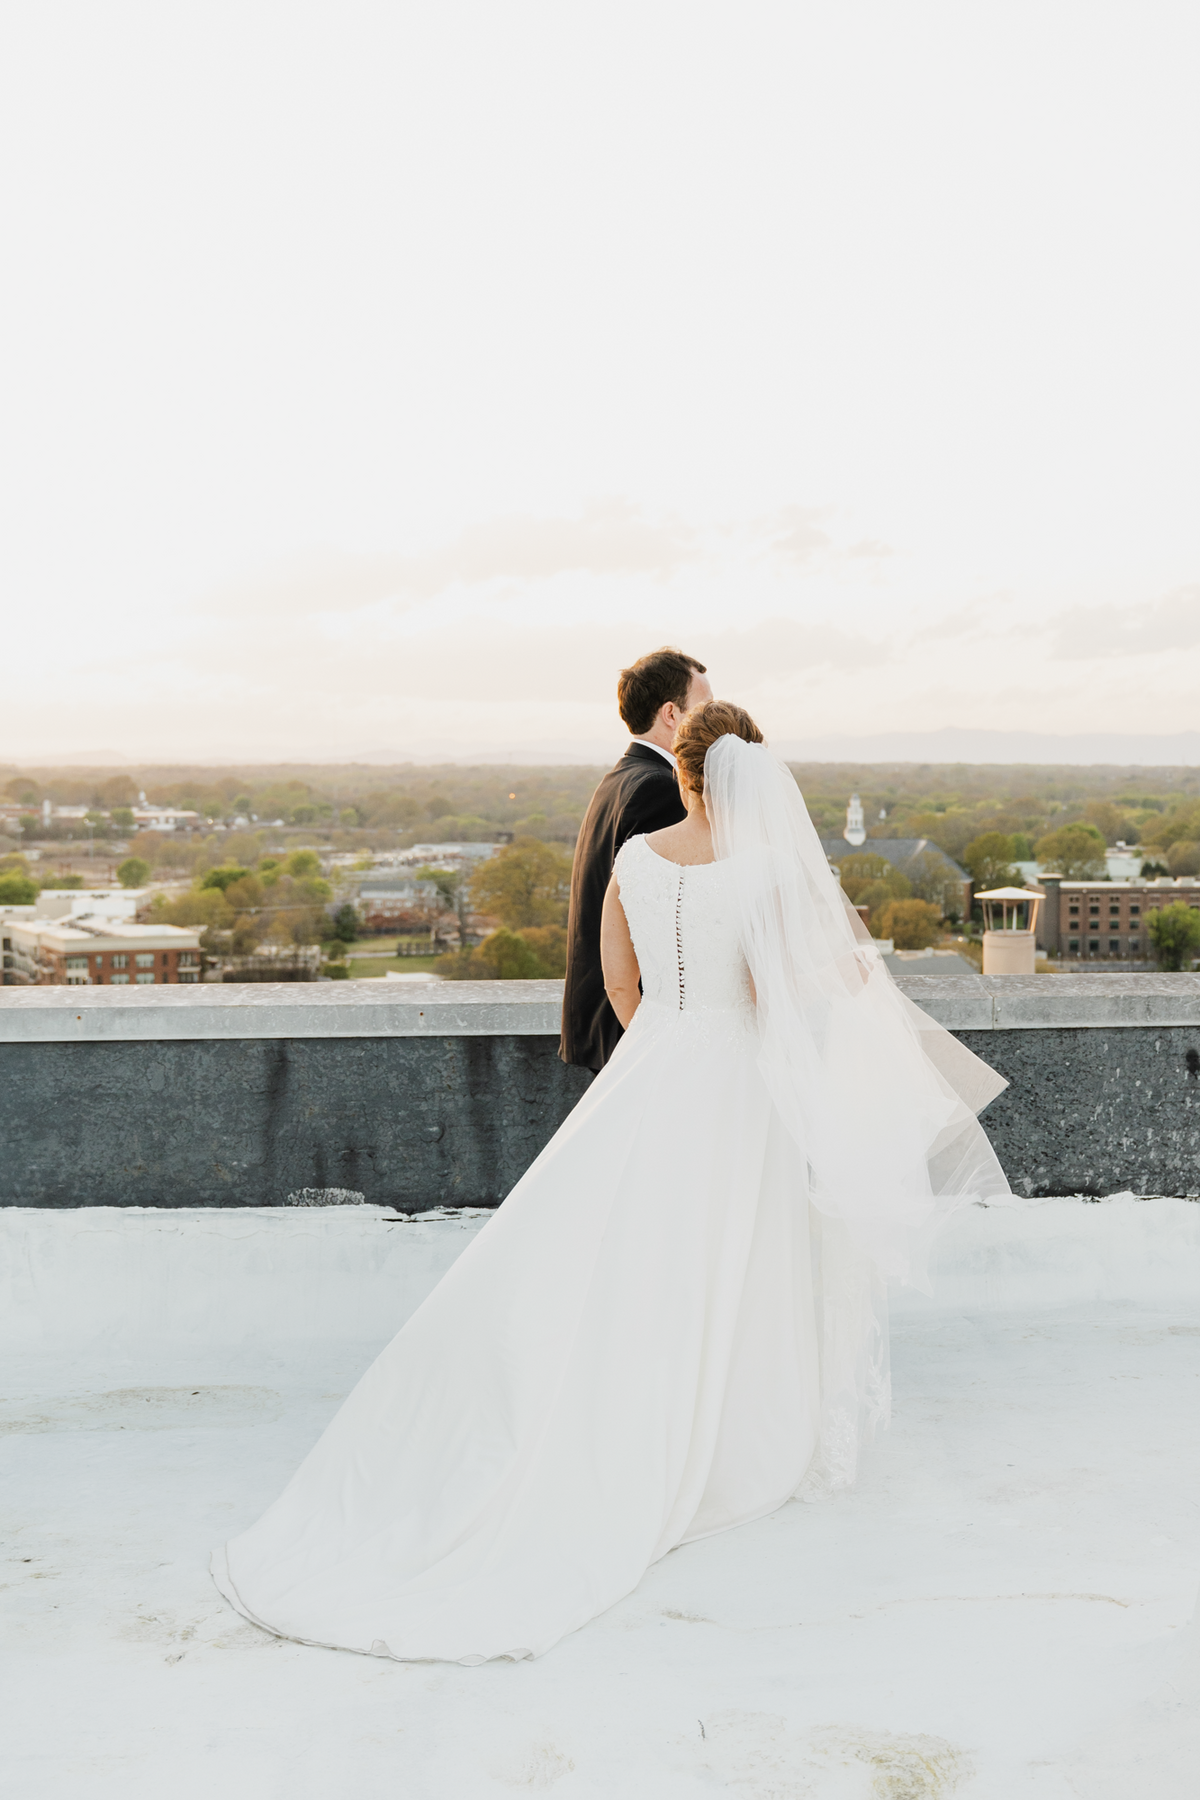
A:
[2,919,203,986]
[1036,874,1200,962]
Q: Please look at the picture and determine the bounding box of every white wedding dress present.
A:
[212,741,1011,1663]
[213,837,842,1661]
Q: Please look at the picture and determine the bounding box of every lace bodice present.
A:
[613,835,754,1015]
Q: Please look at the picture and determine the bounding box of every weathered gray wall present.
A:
[957,1026,1200,1196]
[0,1036,592,1210]
[6,975,1200,1207]
[5,1025,1200,1206]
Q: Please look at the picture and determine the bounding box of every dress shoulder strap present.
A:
[613,834,652,894]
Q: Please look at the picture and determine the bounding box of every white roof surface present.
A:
[3,1195,1197,1797]
[10,918,201,947]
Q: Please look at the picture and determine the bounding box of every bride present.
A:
[212,700,1010,1663]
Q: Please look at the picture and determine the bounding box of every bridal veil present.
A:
[705,735,1013,1489]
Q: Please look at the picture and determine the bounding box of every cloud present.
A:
[202,500,698,620]
[197,497,894,631]
[710,617,891,682]
[906,600,1003,646]
[763,505,833,565]
[1051,585,1200,659]
[35,613,893,748]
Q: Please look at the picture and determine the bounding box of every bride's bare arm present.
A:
[601,874,641,1028]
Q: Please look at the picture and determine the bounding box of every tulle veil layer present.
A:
[705,734,1011,1283]
[705,735,1013,1488]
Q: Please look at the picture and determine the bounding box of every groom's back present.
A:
[560,746,685,1072]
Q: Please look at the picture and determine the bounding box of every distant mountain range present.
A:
[5,728,1200,769]
[772,728,1200,768]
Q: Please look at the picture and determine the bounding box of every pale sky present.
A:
[2,2,1199,764]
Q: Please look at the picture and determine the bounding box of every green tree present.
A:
[200,865,251,892]
[1033,823,1108,880]
[414,865,460,908]
[1167,841,1200,877]
[516,924,568,976]
[1083,800,1138,845]
[0,871,37,905]
[901,849,957,912]
[222,874,265,910]
[469,839,574,929]
[110,807,135,832]
[365,793,423,830]
[836,854,911,906]
[439,927,551,981]
[117,856,151,888]
[1142,798,1200,852]
[150,888,234,929]
[284,849,321,878]
[963,833,1019,890]
[1146,902,1200,971]
[888,809,978,862]
[837,853,910,935]
[875,897,943,949]
[332,903,360,943]
[294,874,332,903]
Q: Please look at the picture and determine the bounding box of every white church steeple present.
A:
[843,793,866,847]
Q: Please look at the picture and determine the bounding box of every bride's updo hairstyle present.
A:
[672,700,763,797]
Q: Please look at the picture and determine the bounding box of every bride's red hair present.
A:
[672,700,763,795]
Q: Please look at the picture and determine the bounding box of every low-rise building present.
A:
[354,876,445,935]
[397,843,501,868]
[33,887,146,922]
[1036,874,1200,962]
[130,804,201,832]
[2,918,203,986]
[1016,842,1147,886]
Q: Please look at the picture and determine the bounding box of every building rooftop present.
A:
[820,836,969,878]
[1047,876,1200,890]
[8,918,201,948]
[3,1195,1196,1796]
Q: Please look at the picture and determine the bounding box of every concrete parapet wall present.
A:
[3,975,1200,1206]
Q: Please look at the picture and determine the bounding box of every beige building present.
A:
[2,918,203,986]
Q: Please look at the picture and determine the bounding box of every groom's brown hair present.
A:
[617,648,707,736]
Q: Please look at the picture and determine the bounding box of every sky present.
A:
[2,2,1199,765]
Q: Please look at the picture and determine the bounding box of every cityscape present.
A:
[6,756,1200,987]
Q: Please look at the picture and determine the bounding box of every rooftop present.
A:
[1047,876,1200,890]
[820,837,970,878]
[7,918,202,947]
[3,1196,1196,1796]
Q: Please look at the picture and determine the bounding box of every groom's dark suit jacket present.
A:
[560,742,687,1072]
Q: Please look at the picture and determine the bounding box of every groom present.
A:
[560,646,712,1072]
